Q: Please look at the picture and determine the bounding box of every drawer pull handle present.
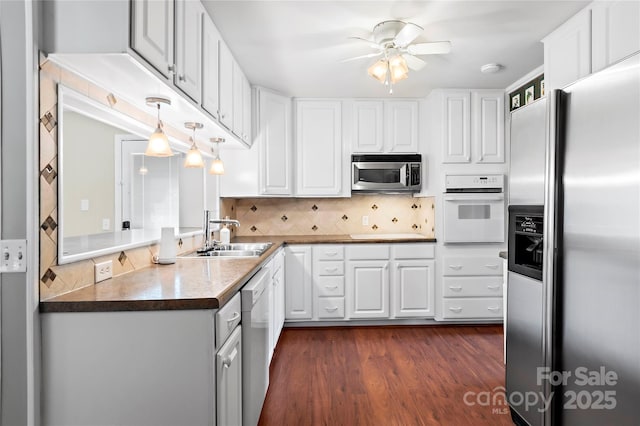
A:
[222,347,238,368]
[487,306,501,312]
[325,285,339,290]
[449,265,463,271]
[449,307,462,313]
[325,267,339,273]
[325,306,338,312]
[325,251,338,257]
[448,286,462,292]
[487,285,500,290]
[484,264,499,269]
[226,312,240,329]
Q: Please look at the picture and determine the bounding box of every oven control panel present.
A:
[445,174,504,192]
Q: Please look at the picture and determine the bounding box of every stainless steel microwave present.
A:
[351,154,422,193]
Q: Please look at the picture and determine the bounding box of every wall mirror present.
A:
[58,85,218,264]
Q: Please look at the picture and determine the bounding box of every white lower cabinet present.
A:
[216,326,242,426]
[270,248,286,357]
[392,260,435,318]
[441,256,504,320]
[284,245,313,320]
[317,297,346,319]
[347,260,390,319]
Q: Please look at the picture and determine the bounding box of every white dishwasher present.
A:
[241,267,271,426]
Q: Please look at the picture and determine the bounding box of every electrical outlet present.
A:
[95,260,113,283]
[102,218,110,231]
[362,215,369,226]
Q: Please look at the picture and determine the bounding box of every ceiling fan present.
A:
[345,20,451,93]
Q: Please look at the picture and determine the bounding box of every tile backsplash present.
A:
[224,195,435,237]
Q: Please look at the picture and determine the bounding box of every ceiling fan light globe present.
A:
[368,59,388,83]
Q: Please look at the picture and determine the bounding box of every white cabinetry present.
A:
[347,260,390,319]
[295,100,343,196]
[353,101,384,152]
[218,40,234,129]
[201,13,220,118]
[543,7,592,91]
[441,90,504,164]
[285,245,313,320]
[441,256,504,320]
[270,248,286,356]
[591,0,640,73]
[352,100,419,153]
[392,260,435,318]
[216,325,242,426]
[233,60,244,139]
[384,101,419,153]
[243,75,252,145]
[442,91,471,163]
[174,0,203,103]
[131,0,175,78]
[313,245,346,319]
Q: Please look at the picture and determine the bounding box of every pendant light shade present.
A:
[183,122,205,168]
[145,96,173,157]
[209,138,225,175]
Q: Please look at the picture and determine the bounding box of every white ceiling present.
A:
[203,0,589,98]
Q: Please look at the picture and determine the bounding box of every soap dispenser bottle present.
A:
[220,220,231,245]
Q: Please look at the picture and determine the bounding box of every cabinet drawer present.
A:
[315,276,344,297]
[216,292,242,348]
[392,243,435,260]
[313,245,344,260]
[443,277,504,297]
[346,244,390,260]
[441,298,503,319]
[442,256,503,276]
[314,261,344,276]
[317,297,345,319]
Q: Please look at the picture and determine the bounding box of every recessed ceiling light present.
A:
[480,63,503,74]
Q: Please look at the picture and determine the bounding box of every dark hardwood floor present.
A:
[259,325,512,426]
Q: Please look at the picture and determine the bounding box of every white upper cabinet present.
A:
[201,13,220,119]
[174,0,203,103]
[218,40,234,130]
[242,75,252,145]
[384,101,419,153]
[352,101,384,152]
[131,0,175,78]
[472,91,504,163]
[591,0,640,73]
[442,91,471,163]
[232,60,244,138]
[258,88,293,195]
[543,7,592,91]
[295,100,343,196]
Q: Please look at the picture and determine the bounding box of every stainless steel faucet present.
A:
[202,210,240,250]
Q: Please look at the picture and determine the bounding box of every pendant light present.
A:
[145,96,173,157]
[209,138,225,175]
[183,122,205,168]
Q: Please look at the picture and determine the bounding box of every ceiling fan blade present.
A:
[340,52,383,63]
[393,22,423,48]
[402,54,426,71]
[407,41,452,55]
[348,36,382,50]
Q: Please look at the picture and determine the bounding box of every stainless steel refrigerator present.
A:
[548,52,640,425]
[507,52,640,425]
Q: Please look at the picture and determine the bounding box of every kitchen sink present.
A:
[183,242,273,258]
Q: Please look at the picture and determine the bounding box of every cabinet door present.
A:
[216,326,242,426]
[592,0,640,72]
[202,14,219,118]
[347,260,390,319]
[257,88,293,195]
[242,75,252,145]
[218,40,234,129]
[472,91,504,163]
[442,91,471,163]
[543,7,591,91]
[232,61,244,138]
[353,101,384,152]
[295,100,342,196]
[384,101,418,152]
[174,0,202,102]
[131,0,174,78]
[284,246,312,320]
[392,260,435,318]
[274,257,286,340]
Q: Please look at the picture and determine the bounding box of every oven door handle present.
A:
[444,193,504,202]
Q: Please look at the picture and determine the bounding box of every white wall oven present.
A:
[443,175,505,243]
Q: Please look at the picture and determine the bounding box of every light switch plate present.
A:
[0,239,28,273]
